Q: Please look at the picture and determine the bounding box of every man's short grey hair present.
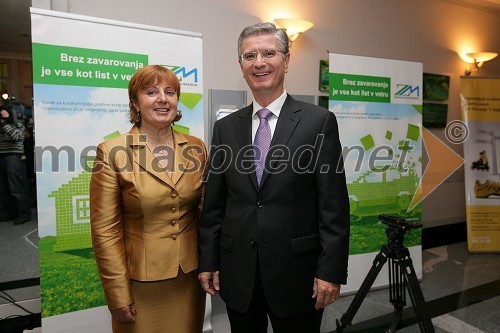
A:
[237,22,289,61]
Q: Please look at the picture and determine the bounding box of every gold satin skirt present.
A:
[112,269,205,333]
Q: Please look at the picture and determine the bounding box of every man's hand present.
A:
[312,277,341,309]
[198,271,220,296]
[110,303,137,323]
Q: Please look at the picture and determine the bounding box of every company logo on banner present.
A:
[395,84,420,100]
[166,65,199,86]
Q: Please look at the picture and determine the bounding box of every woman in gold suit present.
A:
[90,65,206,333]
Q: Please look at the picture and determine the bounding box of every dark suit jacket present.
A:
[199,95,350,317]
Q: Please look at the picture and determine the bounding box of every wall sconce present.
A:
[463,52,498,76]
[273,18,314,43]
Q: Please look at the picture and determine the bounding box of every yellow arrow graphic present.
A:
[408,126,464,211]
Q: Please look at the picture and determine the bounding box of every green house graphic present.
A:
[48,132,122,252]
[347,124,421,219]
[347,168,419,218]
[49,162,93,252]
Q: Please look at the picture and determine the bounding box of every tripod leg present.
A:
[387,305,403,333]
[386,258,406,332]
[336,245,389,333]
[399,250,435,333]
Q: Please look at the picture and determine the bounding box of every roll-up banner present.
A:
[329,53,423,293]
[461,77,500,253]
[31,8,205,331]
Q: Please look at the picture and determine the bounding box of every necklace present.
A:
[142,130,174,155]
[148,137,173,155]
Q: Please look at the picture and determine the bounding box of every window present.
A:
[73,195,90,223]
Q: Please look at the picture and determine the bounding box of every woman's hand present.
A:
[111,303,137,323]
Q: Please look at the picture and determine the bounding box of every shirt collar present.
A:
[252,90,287,118]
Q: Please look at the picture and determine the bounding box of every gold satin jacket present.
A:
[90,125,207,310]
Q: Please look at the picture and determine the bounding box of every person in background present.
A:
[22,107,36,208]
[90,65,207,333]
[198,22,350,333]
[0,103,31,225]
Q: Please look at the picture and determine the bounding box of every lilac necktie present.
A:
[254,108,272,186]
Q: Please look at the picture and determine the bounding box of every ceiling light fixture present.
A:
[463,52,498,76]
[273,18,314,44]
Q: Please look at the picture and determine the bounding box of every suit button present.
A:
[171,207,177,212]
[171,220,176,225]
[172,234,177,240]
[257,201,263,208]
[250,239,256,246]
[171,192,177,198]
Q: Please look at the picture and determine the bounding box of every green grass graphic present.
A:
[40,236,106,317]
[349,214,421,255]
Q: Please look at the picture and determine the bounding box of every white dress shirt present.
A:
[251,90,287,142]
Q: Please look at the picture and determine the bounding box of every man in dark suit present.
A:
[198,22,350,333]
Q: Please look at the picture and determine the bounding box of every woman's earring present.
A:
[174,109,182,123]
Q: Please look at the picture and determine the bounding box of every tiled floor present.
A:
[0,209,39,305]
[2,211,500,333]
[210,242,500,332]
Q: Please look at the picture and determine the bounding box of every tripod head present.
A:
[378,214,422,231]
[378,214,422,245]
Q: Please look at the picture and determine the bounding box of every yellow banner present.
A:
[465,206,500,252]
[461,77,500,252]
[461,77,500,122]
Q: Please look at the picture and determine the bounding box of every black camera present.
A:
[1,104,15,124]
[378,214,422,231]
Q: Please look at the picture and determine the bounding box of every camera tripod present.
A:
[336,215,435,333]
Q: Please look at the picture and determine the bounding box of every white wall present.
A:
[31,0,500,228]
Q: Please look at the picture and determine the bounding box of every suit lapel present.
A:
[171,130,190,185]
[235,105,253,149]
[128,126,176,189]
[234,106,259,190]
[260,95,301,186]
